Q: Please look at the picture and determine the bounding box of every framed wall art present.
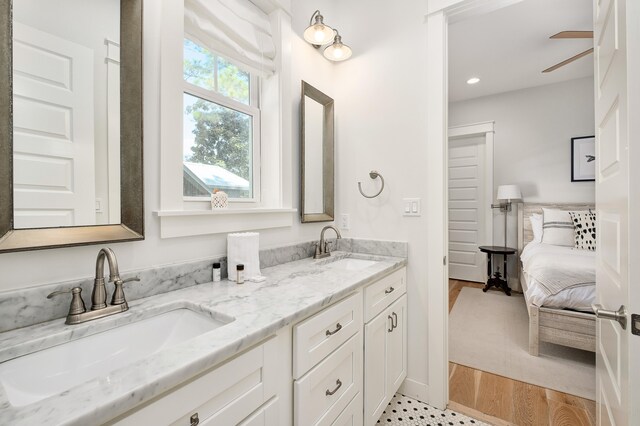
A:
[571,136,596,182]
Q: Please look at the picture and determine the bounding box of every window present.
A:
[182,39,260,201]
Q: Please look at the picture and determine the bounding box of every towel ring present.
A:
[358,170,385,199]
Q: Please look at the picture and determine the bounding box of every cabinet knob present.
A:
[190,413,199,426]
[385,287,395,295]
[392,312,398,329]
[388,315,394,332]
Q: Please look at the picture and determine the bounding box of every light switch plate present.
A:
[340,213,351,230]
[402,198,421,216]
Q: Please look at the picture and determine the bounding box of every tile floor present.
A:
[377,393,487,426]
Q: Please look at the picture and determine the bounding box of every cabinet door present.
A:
[386,295,407,394]
[363,308,391,424]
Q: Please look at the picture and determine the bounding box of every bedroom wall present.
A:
[449,77,595,285]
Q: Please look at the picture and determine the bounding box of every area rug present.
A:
[449,287,595,400]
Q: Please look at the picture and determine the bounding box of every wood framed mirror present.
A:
[300,81,334,223]
[0,0,143,253]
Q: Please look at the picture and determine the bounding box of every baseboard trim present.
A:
[447,401,513,426]
[398,378,429,403]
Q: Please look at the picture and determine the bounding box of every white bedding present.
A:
[521,242,595,312]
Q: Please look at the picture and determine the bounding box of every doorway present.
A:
[425,1,620,424]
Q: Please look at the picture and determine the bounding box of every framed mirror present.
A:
[0,0,143,253]
[300,81,334,223]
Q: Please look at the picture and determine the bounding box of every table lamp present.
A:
[491,184,522,247]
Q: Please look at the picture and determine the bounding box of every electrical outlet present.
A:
[340,213,351,230]
[402,198,421,216]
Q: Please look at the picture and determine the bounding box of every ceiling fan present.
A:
[542,31,594,73]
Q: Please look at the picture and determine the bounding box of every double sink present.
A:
[0,255,378,409]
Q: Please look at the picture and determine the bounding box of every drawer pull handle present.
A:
[190,413,200,426]
[392,312,398,329]
[326,322,342,336]
[385,287,395,294]
[388,315,394,332]
[326,379,343,396]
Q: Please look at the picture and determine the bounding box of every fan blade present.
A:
[550,31,593,39]
[542,48,594,73]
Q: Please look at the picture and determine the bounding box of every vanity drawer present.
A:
[331,392,363,426]
[294,332,363,426]
[293,292,362,378]
[110,337,278,426]
[364,268,406,322]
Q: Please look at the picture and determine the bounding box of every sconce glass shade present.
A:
[304,14,335,45]
[323,35,352,61]
[496,184,522,201]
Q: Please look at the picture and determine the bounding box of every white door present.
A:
[593,0,638,424]
[448,136,487,283]
[386,295,407,392]
[12,23,95,228]
[364,310,387,425]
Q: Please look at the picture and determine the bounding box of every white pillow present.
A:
[542,208,585,247]
[529,213,543,243]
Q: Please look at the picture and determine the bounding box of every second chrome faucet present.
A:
[47,248,139,325]
[314,225,342,259]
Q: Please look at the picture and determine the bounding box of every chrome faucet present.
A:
[314,225,342,259]
[47,248,140,325]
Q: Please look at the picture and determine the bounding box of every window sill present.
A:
[155,208,297,238]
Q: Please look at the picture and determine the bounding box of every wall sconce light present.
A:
[304,10,352,62]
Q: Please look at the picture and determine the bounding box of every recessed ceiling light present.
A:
[467,77,480,85]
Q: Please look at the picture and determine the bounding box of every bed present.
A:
[517,203,596,356]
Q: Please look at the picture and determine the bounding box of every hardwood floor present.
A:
[448,279,596,426]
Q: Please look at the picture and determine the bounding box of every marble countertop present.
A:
[0,251,406,425]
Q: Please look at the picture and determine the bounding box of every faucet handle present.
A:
[314,242,322,256]
[47,287,87,316]
[111,277,140,306]
[324,240,333,254]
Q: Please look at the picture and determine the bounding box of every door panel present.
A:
[593,0,634,424]
[448,137,487,283]
[364,312,387,425]
[387,295,407,393]
[12,23,96,228]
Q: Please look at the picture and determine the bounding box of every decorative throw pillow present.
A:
[542,208,584,247]
[529,213,543,243]
[569,211,596,251]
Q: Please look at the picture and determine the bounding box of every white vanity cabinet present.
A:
[363,270,407,425]
[109,330,291,426]
[108,266,407,426]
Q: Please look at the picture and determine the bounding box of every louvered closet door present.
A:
[448,137,487,283]
[593,0,639,424]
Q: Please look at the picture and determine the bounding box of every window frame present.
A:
[157,0,295,238]
[182,38,261,204]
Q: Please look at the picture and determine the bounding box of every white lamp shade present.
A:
[323,41,352,61]
[303,23,335,45]
[496,184,522,201]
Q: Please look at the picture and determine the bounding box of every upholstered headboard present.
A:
[517,202,595,254]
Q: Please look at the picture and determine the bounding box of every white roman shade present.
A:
[184,0,276,76]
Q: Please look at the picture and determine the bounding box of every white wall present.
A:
[0,1,337,292]
[449,77,595,286]
[329,0,431,398]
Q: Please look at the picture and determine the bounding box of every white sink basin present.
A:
[0,308,231,407]
[324,258,378,271]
